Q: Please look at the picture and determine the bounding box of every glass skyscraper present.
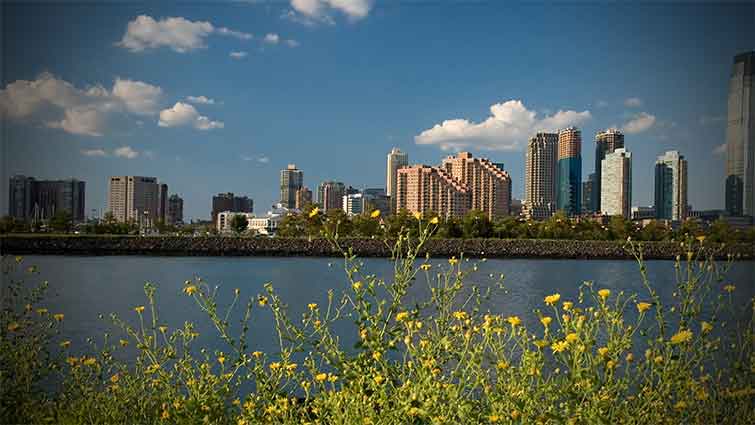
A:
[593,129,625,214]
[725,51,755,216]
[557,127,582,216]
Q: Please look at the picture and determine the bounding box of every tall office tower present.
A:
[34,179,86,222]
[280,164,303,209]
[211,193,253,223]
[581,173,596,214]
[295,187,313,210]
[158,183,168,223]
[523,132,558,219]
[317,181,346,211]
[600,148,632,218]
[725,52,755,216]
[441,152,512,219]
[167,194,184,225]
[108,176,162,224]
[654,150,688,221]
[386,147,408,210]
[8,175,36,220]
[395,165,470,218]
[557,127,582,216]
[594,128,625,213]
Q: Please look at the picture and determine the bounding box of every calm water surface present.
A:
[5,256,754,358]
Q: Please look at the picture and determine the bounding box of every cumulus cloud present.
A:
[624,97,643,108]
[114,146,139,159]
[117,15,251,53]
[242,154,270,164]
[713,143,727,155]
[263,33,280,44]
[621,112,656,134]
[80,148,108,157]
[287,0,372,23]
[414,100,592,151]
[185,95,216,105]
[0,72,162,137]
[286,39,300,48]
[158,102,224,130]
[230,51,248,59]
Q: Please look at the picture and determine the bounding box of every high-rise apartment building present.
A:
[396,165,469,218]
[654,150,688,221]
[295,187,313,210]
[108,176,163,224]
[317,181,346,211]
[582,173,596,214]
[523,132,558,219]
[557,127,582,216]
[725,51,755,216]
[600,148,632,218]
[167,194,184,225]
[211,193,253,223]
[441,152,512,219]
[158,183,168,223]
[594,128,625,213]
[8,176,86,222]
[280,164,303,209]
[8,175,36,220]
[386,148,408,211]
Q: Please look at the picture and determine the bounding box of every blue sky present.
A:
[1,1,753,220]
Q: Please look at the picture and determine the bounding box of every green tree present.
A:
[49,210,73,233]
[436,216,463,238]
[229,214,249,235]
[462,210,492,238]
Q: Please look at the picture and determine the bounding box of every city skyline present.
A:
[1,2,753,220]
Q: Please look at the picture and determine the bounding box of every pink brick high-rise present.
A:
[441,152,512,219]
[395,165,469,218]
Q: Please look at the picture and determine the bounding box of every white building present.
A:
[654,150,688,221]
[343,193,365,216]
[601,148,632,218]
[386,147,408,210]
[108,176,167,224]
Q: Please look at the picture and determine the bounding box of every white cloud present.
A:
[242,154,270,164]
[263,33,280,44]
[114,146,139,159]
[0,72,162,137]
[117,15,251,53]
[286,39,300,48]
[158,102,224,130]
[185,95,216,105]
[414,100,592,151]
[596,100,609,108]
[230,51,248,59]
[621,112,656,134]
[80,148,108,157]
[288,0,372,23]
[624,97,643,108]
[713,143,727,155]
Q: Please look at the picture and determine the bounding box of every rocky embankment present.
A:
[1,236,753,260]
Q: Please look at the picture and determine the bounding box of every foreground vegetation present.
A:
[1,216,754,424]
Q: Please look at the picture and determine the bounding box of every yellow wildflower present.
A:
[701,321,713,334]
[540,316,552,327]
[625,353,634,363]
[598,347,609,357]
[372,351,382,361]
[82,357,97,366]
[315,373,328,382]
[606,360,616,369]
[269,362,281,371]
[420,263,431,271]
[218,355,226,365]
[328,373,338,382]
[674,401,687,410]
[448,256,458,266]
[161,410,170,420]
[308,303,318,310]
[119,339,129,347]
[134,306,145,314]
[724,284,736,293]
[489,415,500,423]
[183,285,197,295]
[636,302,652,313]
[286,363,297,372]
[511,410,520,420]
[506,316,521,326]
[670,329,693,344]
[598,289,611,299]
[565,333,578,343]
[252,351,263,358]
[60,340,71,349]
[654,355,664,364]
[413,212,422,220]
[373,374,385,385]
[396,311,410,322]
[544,293,561,306]
[552,340,569,353]
[110,373,120,383]
[562,301,573,311]
[36,308,48,315]
[352,281,362,290]
[308,207,320,218]
[7,322,20,332]
[696,235,706,243]
[497,360,509,370]
[453,311,468,321]
[66,356,79,366]
[429,216,439,225]
[54,313,65,321]
[159,326,168,333]
[370,209,381,218]
[258,295,268,307]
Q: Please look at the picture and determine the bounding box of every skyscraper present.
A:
[557,127,582,216]
[211,192,253,223]
[441,152,512,219]
[386,148,408,211]
[725,51,755,216]
[8,176,86,222]
[167,194,184,225]
[317,181,346,211]
[594,128,625,213]
[108,176,163,224]
[655,150,688,221]
[396,165,469,218]
[8,175,36,220]
[158,183,169,223]
[523,132,558,219]
[582,173,596,214]
[601,148,632,218]
[280,164,303,209]
[295,187,313,210]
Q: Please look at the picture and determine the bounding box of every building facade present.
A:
[523,133,558,219]
[108,176,163,224]
[167,194,184,225]
[211,193,253,223]
[582,173,596,214]
[594,128,625,213]
[317,181,346,211]
[557,127,582,216]
[654,150,688,221]
[8,176,86,222]
[600,148,632,218]
[441,152,512,219]
[395,165,469,218]
[386,148,408,211]
[363,188,390,216]
[280,164,303,209]
[725,51,755,216]
[8,175,35,220]
[343,193,365,216]
[295,186,313,210]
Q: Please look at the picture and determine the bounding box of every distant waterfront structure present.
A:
[108,176,165,224]
[343,193,365,216]
[582,173,596,214]
[294,186,313,210]
[363,188,390,216]
[654,150,688,221]
[557,127,582,216]
[167,194,184,225]
[158,183,168,223]
[631,206,656,221]
[593,128,625,213]
[523,132,558,219]
[395,165,469,218]
[725,51,755,217]
[441,152,512,219]
[386,148,408,211]
[211,192,253,223]
[8,175,86,222]
[600,148,632,218]
[317,181,346,211]
[280,164,303,209]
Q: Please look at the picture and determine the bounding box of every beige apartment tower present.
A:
[108,176,164,223]
[395,165,469,218]
[441,152,512,219]
[523,132,559,219]
[601,148,632,218]
[386,147,408,211]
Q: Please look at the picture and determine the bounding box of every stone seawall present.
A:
[1,236,753,260]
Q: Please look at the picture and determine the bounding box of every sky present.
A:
[1,1,753,221]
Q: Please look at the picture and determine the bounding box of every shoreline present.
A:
[1,235,753,260]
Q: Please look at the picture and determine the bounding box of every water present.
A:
[4,256,754,359]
